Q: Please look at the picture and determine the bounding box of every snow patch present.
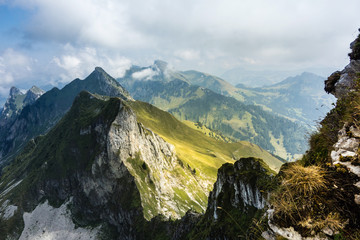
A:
[0,200,17,220]
[19,200,99,240]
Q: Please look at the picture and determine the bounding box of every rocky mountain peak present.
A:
[9,86,23,99]
[89,66,115,83]
[28,86,45,95]
[153,60,168,72]
[83,67,132,100]
[24,86,45,106]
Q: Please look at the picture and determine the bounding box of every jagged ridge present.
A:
[0,67,130,166]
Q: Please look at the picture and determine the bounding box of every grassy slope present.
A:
[128,101,283,185]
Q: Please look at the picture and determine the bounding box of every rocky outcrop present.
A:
[324,60,360,98]
[325,30,360,98]
[187,157,274,239]
[330,123,360,206]
[208,158,270,221]
[265,31,360,240]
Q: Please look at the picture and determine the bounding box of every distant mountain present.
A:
[0,86,45,127]
[221,67,335,88]
[181,70,335,127]
[221,68,301,87]
[242,72,336,126]
[0,67,131,165]
[119,61,308,160]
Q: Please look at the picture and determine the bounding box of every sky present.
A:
[0,0,359,101]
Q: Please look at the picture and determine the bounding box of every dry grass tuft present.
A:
[271,163,347,235]
[298,212,344,231]
[281,164,327,196]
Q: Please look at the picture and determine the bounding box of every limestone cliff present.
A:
[187,157,275,239]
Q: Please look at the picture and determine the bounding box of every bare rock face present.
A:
[330,123,360,206]
[331,124,360,164]
[324,60,360,98]
[325,31,360,98]
[103,102,206,220]
[208,158,269,221]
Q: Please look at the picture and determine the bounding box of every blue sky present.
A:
[0,0,359,103]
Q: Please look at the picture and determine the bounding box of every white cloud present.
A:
[0,49,34,98]
[49,44,132,83]
[132,68,158,80]
[12,0,151,49]
[0,45,132,103]
[174,49,200,61]
[1,0,359,80]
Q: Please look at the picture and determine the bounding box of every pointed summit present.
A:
[28,86,45,95]
[88,66,122,86]
[74,67,132,100]
[24,86,45,105]
[9,86,23,99]
[0,87,25,126]
[153,60,168,72]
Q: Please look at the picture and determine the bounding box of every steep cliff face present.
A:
[108,108,206,220]
[187,157,275,240]
[208,158,270,220]
[0,91,208,239]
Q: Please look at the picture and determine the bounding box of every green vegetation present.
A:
[302,77,360,167]
[128,100,283,183]
[167,90,306,160]
[120,71,309,161]
[183,120,233,143]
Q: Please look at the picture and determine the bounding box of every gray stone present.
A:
[350,125,360,138]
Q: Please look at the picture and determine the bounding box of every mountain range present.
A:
[0,66,284,239]
[118,61,333,160]
[0,67,131,166]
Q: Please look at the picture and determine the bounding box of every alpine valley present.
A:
[1,31,359,240]
[119,61,334,160]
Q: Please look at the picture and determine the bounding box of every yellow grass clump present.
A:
[271,163,346,235]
